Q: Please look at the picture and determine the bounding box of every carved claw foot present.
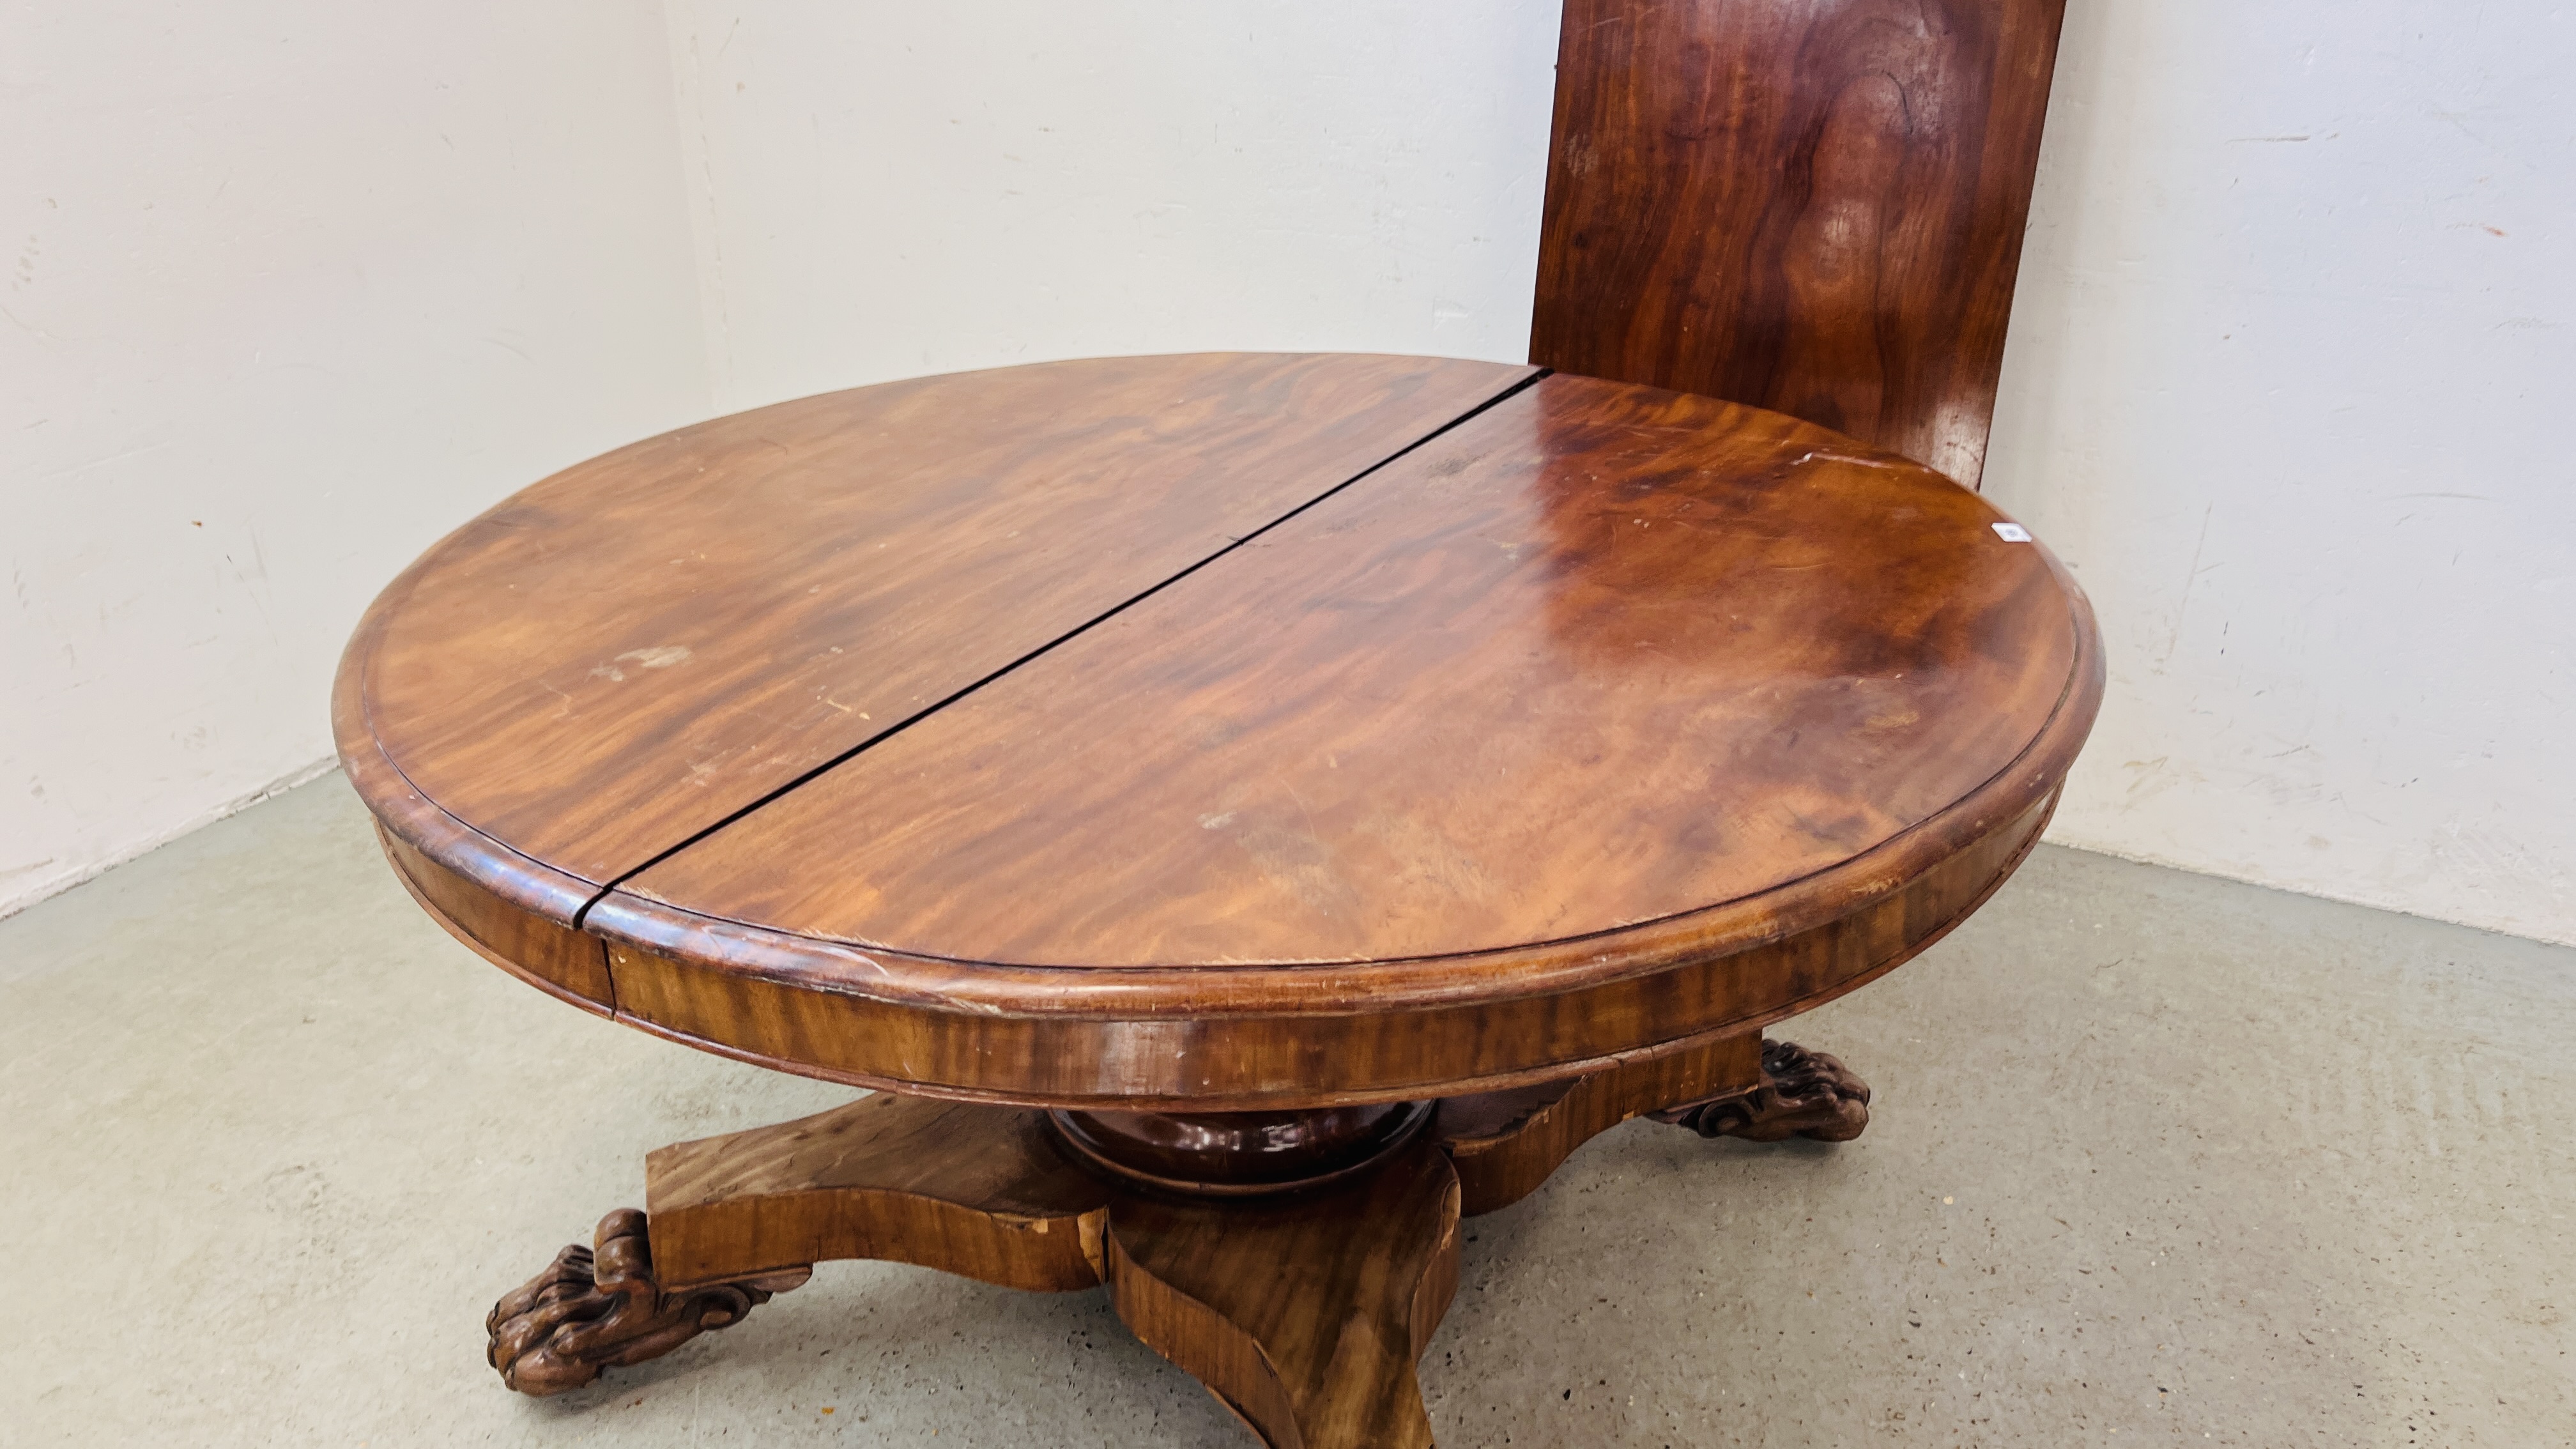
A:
[1651,1039,1872,1143]
[486,1208,811,1395]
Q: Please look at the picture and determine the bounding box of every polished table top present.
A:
[339,353,2099,1107]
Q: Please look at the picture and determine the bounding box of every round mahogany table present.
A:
[337,353,2099,1446]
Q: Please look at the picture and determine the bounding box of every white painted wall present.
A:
[2,2,710,912]
[657,1,1562,410]
[14,0,2573,947]
[1985,1,2576,945]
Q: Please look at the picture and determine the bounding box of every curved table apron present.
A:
[338,352,2100,1438]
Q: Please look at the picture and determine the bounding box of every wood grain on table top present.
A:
[620,372,2078,969]
[353,353,1533,892]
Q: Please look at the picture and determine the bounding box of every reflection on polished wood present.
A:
[1531,0,2068,487]
[1052,1101,1434,1197]
[620,375,2078,970]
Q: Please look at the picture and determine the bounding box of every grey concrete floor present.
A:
[3,773,2571,1448]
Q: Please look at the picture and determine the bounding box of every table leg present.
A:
[1103,1143,1462,1449]
[1434,1034,1872,1216]
[1649,1039,1874,1142]
[1434,1032,1763,1215]
[481,1043,1866,1432]
[486,1208,810,1396]
[487,1093,1113,1395]
[486,1096,1464,1446]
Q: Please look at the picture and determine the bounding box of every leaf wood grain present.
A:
[1530,0,2069,487]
